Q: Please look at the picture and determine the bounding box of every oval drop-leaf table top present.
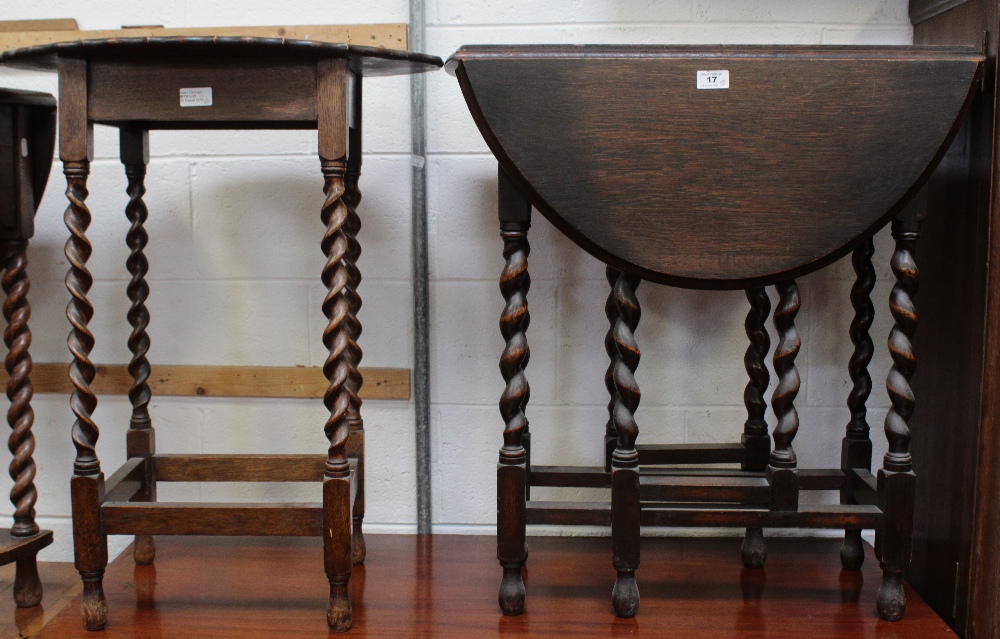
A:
[0,88,56,215]
[0,36,443,77]
[448,45,984,288]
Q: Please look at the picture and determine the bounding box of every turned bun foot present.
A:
[327,583,353,632]
[13,556,43,608]
[133,534,156,566]
[741,527,767,569]
[876,568,906,621]
[611,570,639,618]
[840,530,865,570]
[81,576,108,631]
[499,565,525,615]
[351,524,366,566]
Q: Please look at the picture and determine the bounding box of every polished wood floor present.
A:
[0,561,79,639]
[27,534,954,638]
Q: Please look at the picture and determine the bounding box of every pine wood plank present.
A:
[0,19,79,33]
[0,24,406,55]
[0,363,409,400]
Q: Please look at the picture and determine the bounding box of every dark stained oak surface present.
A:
[449,45,983,287]
[0,85,56,612]
[33,534,957,638]
[0,87,55,228]
[907,1,1000,635]
[0,530,52,565]
[0,36,443,76]
[36,36,426,630]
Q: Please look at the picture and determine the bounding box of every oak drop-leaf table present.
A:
[0,36,441,632]
[447,44,983,622]
[0,87,56,610]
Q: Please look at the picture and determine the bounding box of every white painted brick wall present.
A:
[0,1,911,561]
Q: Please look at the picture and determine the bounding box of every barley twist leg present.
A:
[842,238,875,570]
[610,271,641,618]
[65,160,108,631]
[876,221,919,622]
[121,131,157,567]
[603,265,621,473]
[344,152,367,567]
[497,220,530,616]
[741,287,771,568]
[321,159,354,632]
[3,241,43,608]
[768,281,801,512]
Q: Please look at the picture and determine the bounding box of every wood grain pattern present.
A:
[152,454,326,482]
[1,36,441,78]
[638,475,770,505]
[317,59,349,160]
[464,44,981,623]
[450,45,983,288]
[0,19,78,33]
[0,531,51,566]
[102,503,324,536]
[0,92,51,233]
[88,58,318,125]
[56,57,89,163]
[0,87,56,613]
[37,37,434,633]
[0,363,410,400]
[0,23,406,54]
[909,4,1000,637]
[29,535,957,639]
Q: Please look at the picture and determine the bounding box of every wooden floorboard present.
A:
[35,535,955,638]
[0,561,80,639]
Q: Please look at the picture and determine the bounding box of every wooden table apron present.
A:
[447,44,984,623]
[0,37,441,633]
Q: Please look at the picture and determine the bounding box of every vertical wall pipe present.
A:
[409,0,432,535]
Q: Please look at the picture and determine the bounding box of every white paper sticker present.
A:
[179,87,213,107]
[20,138,28,157]
[697,70,729,90]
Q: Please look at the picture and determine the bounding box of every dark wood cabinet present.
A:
[908,2,1000,637]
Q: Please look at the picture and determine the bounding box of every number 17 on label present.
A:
[697,70,730,90]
